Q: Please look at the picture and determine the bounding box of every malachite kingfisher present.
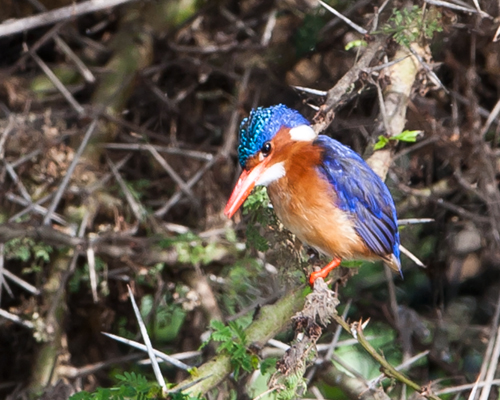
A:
[224,104,401,285]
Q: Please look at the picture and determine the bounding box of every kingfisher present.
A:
[224,104,401,285]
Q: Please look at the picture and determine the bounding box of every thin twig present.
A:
[10,149,42,168]
[54,36,95,83]
[28,48,85,115]
[474,291,500,400]
[398,218,434,225]
[370,350,431,387]
[0,115,15,158]
[318,0,367,35]
[2,268,40,295]
[87,246,98,303]
[220,6,256,38]
[146,144,199,206]
[407,46,449,94]
[43,118,98,225]
[0,308,34,329]
[291,86,327,96]
[8,193,54,223]
[330,353,368,383]
[399,245,426,268]
[106,156,146,222]
[355,323,441,400]
[0,0,138,37]
[126,286,166,391]
[4,162,32,202]
[423,0,492,19]
[102,332,191,371]
[372,0,391,31]
[470,293,500,400]
[363,55,411,73]
[326,300,352,360]
[103,143,213,161]
[479,326,500,400]
[384,264,400,327]
[438,379,500,396]
[480,98,500,137]
[330,313,442,400]
[18,0,95,83]
[261,8,277,46]
[154,156,219,217]
[7,193,68,226]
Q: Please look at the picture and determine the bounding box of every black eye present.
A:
[262,141,272,156]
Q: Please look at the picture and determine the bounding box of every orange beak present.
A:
[224,161,268,218]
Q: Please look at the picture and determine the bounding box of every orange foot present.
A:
[309,258,341,286]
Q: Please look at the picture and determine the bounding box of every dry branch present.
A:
[0,0,138,37]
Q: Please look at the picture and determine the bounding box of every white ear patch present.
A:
[256,162,285,186]
[289,125,316,142]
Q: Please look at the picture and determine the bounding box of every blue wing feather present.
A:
[314,136,400,261]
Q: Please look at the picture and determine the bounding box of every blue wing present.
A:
[314,135,400,261]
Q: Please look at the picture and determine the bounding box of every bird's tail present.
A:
[384,254,403,279]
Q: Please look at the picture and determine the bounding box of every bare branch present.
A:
[0,0,138,38]
[43,118,99,225]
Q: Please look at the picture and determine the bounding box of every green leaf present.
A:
[344,40,367,51]
[374,135,390,150]
[393,130,422,143]
[260,357,277,375]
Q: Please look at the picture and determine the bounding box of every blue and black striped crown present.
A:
[238,104,310,168]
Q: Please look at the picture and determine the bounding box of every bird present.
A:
[224,104,401,285]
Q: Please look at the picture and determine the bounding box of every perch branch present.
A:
[176,288,306,396]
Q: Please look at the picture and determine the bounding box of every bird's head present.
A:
[224,104,317,218]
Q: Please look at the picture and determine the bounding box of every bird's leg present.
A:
[309,258,341,286]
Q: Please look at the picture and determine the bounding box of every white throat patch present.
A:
[289,125,316,142]
[256,161,285,186]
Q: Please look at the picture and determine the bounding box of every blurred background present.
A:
[1,0,500,398]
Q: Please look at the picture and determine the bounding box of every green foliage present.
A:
[4,237,53,272]
[242,186,270,215]
[276,372,308,400]
[169,392,204,400]
[68,256,107,294]
[374,130,422,150]
[140,293,186,343]
[295,12,326,56]
[203,320,259,379]
[125,179,151,201]
[380,6,442,47]
[345,40,367,51]
[260,357,277,375]
[243,187,273,252]
[69,372,159,400]
[159,232,227,266]
[245,224,269,252]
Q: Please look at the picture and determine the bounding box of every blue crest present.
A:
[238,104,310,167]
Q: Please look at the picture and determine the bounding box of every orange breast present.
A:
[266,143,372,261]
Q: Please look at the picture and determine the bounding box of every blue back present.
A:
[314,136,400,260]
[238,104,309,168]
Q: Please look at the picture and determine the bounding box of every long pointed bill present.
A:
[224,162,268,218]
